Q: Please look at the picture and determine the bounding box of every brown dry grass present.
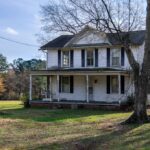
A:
[0,101,150,150]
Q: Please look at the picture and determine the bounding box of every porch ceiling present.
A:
[30,67,131,76]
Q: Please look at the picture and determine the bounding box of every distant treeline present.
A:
[0,54,46,100]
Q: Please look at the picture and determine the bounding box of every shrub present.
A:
[20,93,28,102]
[126,94,135,107]
[20,93,30,108]
[120,94,135,111]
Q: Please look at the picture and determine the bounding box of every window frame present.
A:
[86,50,95,67]
[62,51,70,67]
[61,76,70,93]
[111,49,121,67]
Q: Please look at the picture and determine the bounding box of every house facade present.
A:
[30,26,148,105]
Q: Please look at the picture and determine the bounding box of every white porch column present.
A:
[118,74,121,94]
[46,76,50,99]
[50,76,52,101]
[86,75,89,103]
[57,75,60,102]
[29,74,32,101]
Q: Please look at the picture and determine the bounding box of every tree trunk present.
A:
[124,70,149,124]
[123,0,150,124]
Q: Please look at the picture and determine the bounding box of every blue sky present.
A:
[0,0,146,63]
[0,0,48,63]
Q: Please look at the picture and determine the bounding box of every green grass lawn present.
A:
[0,101,150,150]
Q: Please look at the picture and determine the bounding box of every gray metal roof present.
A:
[41,30,145,49]
[41,35,74,49]
[46,67,128,72]
[31,67,128,72]
[107,30,145,45]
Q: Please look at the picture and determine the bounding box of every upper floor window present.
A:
[87,50,94,67]
[62,51,70,67]
[111,49,120,67]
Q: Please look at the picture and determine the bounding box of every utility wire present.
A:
[0,35,39,47]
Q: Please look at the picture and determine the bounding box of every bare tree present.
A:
[41,0,150,123]
[41,0,145,34]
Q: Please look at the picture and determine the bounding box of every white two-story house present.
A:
[30,26,147,106]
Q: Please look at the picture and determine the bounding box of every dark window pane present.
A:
[111,76,118,93]
[61,76,70,93]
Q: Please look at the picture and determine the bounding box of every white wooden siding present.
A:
[47,44,145,69]
[52,76,86,101]
[75,32,109,45]
[46,31,145,69]
[90,76,129,102]
[124,44,144,69]
[51,75,131,102]
[45,31,146,103]
[50,75,150,104]
[98,48,107,67]
[47,50,58,68]
[74,49,82,68]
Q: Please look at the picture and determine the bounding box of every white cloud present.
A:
[5,27,19,35]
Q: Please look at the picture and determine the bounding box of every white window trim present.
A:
[85,49,95,67]
[61,50,70,68]
[111,49,121,67]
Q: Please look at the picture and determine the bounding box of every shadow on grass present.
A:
[1,106,149,150]
[0,107,130,123]
[25,123,144,150]
[59,124,150,150]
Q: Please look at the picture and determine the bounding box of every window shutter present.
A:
[59,76,62,93]
[106,75,110,94]
[121,76,125,94]
[70,76,74,93]
[58,50,61,67]
[95,48,98,67]
[107,48,110,67]
[70,50,74,67]
[121,47,125,66]
[81,49,85,67]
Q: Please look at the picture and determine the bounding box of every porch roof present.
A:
[30,67,131,76]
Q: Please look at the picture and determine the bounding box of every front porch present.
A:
[29,68,131,106]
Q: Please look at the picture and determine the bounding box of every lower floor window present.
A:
[61,76,70,93]
[111,76,118,93]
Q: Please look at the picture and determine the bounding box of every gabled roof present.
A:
[64,25,109,47]
[40,28,145,50]
[41,35,74,49]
